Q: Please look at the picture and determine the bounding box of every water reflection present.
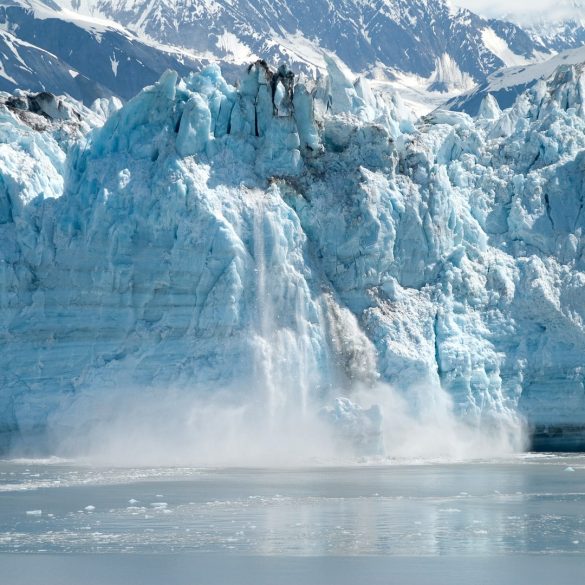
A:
[1,457,584,555]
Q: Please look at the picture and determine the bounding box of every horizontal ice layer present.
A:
[2,58,585,452]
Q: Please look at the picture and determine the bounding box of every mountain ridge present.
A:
[2,0,579,110]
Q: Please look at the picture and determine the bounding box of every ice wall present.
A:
[2,60,585,457]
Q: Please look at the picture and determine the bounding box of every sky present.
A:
[454,0,585,24]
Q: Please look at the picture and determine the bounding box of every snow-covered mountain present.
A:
[3,57,585,457]
[1,0,574,109]
[73,0,548,79]
[528,19,585,54]
[471,0,585,53]
[0,0,214,104]
[0,27,116,102]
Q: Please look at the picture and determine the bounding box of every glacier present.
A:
[2,58,585,461]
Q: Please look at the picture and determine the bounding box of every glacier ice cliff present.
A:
[2,59,585,459]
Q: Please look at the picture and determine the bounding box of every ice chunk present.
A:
[477,94,501,120]
[324,55,364,116]
[176,93,212,157]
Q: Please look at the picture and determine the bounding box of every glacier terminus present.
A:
[2,56,585,461]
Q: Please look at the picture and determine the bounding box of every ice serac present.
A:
[2,58,585,456]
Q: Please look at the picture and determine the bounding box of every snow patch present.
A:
[110,54,119,77]
[482,27,531,67]
[215,31,255,62]
[428,53,476,92]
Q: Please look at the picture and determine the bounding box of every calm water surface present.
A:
[1,455,585,584]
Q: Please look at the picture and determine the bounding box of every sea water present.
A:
[1,455,585,584]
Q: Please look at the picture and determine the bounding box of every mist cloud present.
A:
[455,0,585,25]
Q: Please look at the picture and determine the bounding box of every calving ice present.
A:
[1,57,585,462]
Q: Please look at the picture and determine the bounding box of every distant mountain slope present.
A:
[49,0,551,84]
[0,28,115,100]
[481,0,585,54]
[446,45,585,115]
[0,0,206,104]
[528,20,585,53]
[2,0,585,110]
